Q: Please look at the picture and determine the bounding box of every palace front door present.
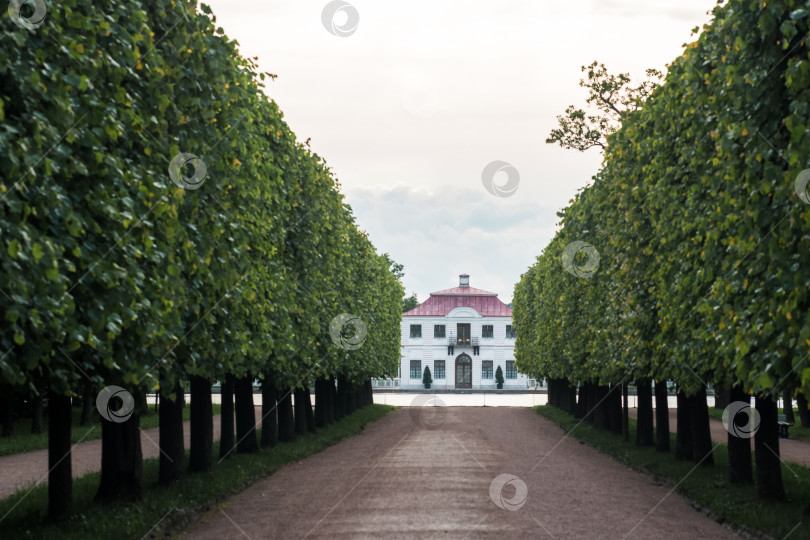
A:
[455,353,472,388]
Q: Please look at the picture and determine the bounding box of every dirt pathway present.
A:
[181,407,736,539]
[629,408,810,467]
[0,407,262,501]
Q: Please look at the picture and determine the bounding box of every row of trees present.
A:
[0,0,402,520]
[515,0,810,502]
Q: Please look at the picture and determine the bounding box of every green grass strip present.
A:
[535,405,810,539]
[0,404,394,540]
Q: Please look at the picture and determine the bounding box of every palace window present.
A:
[506,325,516,339]
[505,361,517,379]
[482,325,494,338]
[434,360,446,379]
[410,360,421,379]
[482,360,493,379]
[410,324,422,338]
[434,325,446,338]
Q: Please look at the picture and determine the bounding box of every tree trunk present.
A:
[622,382,629,441]
[713,385,730,410]
[188,375,213,472]
[689,387,714,466]
[80,382,94,426]
[96,402,143,502]
[261,379,278,448]
[219,376,235,459]
[635,379,654,446]
[1,392,15,437]
[797,393,810,428]
[305,387,316,433]
[336,375,348,420]
[294,387,309,435]
[654,379,670,452]
[782,388,795,424]
[754,394,785,500]
[31,394,44,434]
[48,391,72,520]
[140,392,149,416]
[158,383,185,485]
[327,379,336,423]
[593,385,611,430]
[609,383,623,435]
[278,388,295,442]
[675,389,693,460]
[366,380,374,407]
[314,378,328,428]
[235,376,259,453]
[727,385,753,484]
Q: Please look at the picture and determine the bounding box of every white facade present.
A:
[399,275,529,390]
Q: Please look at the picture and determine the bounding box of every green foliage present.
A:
[517,0,810,400]
[402,292,419,313]
[422,365,432,385]
[495,365,504,385]
[0,1,401,405]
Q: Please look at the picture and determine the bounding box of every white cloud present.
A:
[203,0,715,300]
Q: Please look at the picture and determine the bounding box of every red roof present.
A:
[404,285,512,317]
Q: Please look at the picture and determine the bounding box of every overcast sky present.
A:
[205,0,717,302]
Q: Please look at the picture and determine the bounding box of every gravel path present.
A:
[181,407,736,539]
[629,408,810,467]
[0,407,262,501]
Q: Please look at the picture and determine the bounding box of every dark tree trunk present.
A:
[235,376,259,453]
[1,392,15,437]
[336,375,349,419]
[593,385,611,430]
[261,379,278,448]
[219,376,235,459]
[609,383,623,435]
[689,387,714,466]
[332,377,343,422]
[277,388,295,442]
[314,378,328,428]
[782,389,795,424]
[635,379,654,447]
[345,382,357,415]
[80,382,94,426]
[158,384,185,485]
[567,380,577,414]
[294,387,309,435]
[327,379,336,423]
[189,376,213,472]
[797,393,810,428]
[675,389,693,460]
[622,382,629,441]
[31,394,44,434]
[366,380,374,406]
[355,385,364,411]
[755,394,785,500]
[96,403,143,502]
[713,385,730,410]
[140,393,149,416]
[727,385,753,484]
[48,391,72,520]
[654,380,670,452]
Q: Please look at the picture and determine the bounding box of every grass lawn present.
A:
[707,407,810,441]
[0,402,222,457]
[0,404,394,540]
[536,405,810,540]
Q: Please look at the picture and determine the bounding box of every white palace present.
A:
[399,274,531,390]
